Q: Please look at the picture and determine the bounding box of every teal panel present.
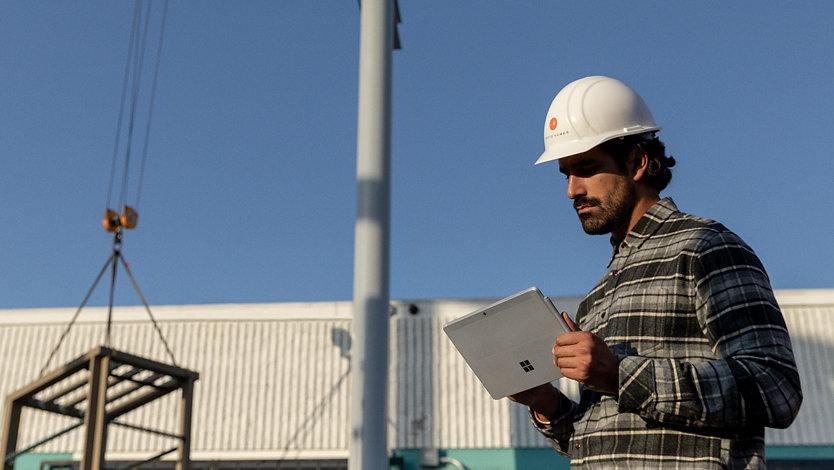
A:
[12,453,73,470]
[391,448,569,470]
[767,445,834,459]
[391,446,834,469]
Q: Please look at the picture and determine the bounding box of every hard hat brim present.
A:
[535,126,661,165]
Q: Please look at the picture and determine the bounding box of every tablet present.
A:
[442,287,571,399]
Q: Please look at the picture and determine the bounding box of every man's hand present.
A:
[554,312,619,395]
[508,382,561,423]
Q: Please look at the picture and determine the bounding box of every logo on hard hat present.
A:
[549,118,558,130]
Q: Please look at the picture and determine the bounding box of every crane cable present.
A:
[104,0,168,232]
[42,0,175,375]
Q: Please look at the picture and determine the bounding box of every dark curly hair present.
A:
[599,133,676,192]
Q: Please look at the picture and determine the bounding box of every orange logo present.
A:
[549,117,558,130]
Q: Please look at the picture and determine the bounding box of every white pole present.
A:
[350,0,393,469]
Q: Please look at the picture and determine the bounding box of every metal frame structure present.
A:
[1,346,198,470]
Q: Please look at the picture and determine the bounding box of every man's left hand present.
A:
[554,312,619,395]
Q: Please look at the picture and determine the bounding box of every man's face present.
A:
[558,147,636,237]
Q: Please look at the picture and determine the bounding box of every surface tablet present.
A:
[442,287,571,399]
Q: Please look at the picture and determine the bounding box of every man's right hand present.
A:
[508,382,561,423]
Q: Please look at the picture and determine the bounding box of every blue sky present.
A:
[1,1,832,309]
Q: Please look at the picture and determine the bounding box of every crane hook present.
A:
[102,206,138,232]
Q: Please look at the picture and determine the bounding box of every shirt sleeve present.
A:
[528,389,579,456]
[616,229,802,430]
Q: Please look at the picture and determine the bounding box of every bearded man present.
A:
[510,76,802,469]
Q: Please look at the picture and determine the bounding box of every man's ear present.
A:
[629,149,649,182]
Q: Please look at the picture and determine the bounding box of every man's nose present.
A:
[566,175,585,199]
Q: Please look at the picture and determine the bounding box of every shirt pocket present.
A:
[604,285,673,357]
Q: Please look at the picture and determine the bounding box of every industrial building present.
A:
[2,289,832,469]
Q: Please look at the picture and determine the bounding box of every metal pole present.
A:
[81,354,109,470]
[175,377,194,470]
[0,399,22,470]
[350,0,393,469]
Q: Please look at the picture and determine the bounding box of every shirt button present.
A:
[574,442,581,449]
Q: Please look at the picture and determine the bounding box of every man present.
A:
[510,76,801,468]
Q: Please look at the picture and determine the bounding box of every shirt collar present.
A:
[607,197,678,266]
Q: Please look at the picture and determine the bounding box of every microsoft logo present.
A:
[520,360,534,372]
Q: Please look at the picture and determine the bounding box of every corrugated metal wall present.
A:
[0,290,830,460]
[0,303,357,459]
[767,291,834,446]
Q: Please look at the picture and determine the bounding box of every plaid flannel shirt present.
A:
[534,198,802,469]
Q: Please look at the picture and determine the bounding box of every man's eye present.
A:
[574,166,596,177]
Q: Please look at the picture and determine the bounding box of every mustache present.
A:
[574,196,601,210]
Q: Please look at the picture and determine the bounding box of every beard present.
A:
[574,178,636,235]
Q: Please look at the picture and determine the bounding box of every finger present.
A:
[553,357,583,381]
[553,343,576,358]
[555,331,586,346]
[562,312,580,332]
[553,355,584,369]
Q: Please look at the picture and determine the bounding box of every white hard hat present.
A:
[536,76,661,164]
